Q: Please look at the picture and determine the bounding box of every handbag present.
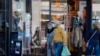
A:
[61,46,71,56]
[86,30,97,47]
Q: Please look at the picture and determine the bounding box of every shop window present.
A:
[15,0,19,1]
[0,0,9,56]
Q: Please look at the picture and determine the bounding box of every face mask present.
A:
[60,24,65,29]
[52,24,56,27]
[48,27,52,29]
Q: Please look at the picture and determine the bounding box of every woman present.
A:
[86,22,100,56]
[47,22,55,56]
[53,20,67,56]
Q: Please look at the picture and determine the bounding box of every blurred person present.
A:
[86,22,100,56]
[52,20,67,56]
[82,7,87,25]
[82,7,88,54]
[47,22,55,56]
[82,7,87,40]
[82,7,87,41]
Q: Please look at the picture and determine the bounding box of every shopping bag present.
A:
[61,46,71,56]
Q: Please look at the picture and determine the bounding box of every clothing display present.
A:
[71,17,82,47]
[72,27,83,47]
[12,16,20,32]
[32,29,41,46]
[22,13,31,54]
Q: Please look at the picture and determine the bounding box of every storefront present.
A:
[1,0,98,56]
[12,0,32,55]
[0,0,12,56]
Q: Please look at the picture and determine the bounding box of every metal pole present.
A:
[45,0,52,37]
[8,0,12,56]
[86,0,92,30]
[49,0,52,21]
[4,0,12,55]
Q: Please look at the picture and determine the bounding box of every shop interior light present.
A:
[56,15,61,19]
[55,0,61,8]
[77,11,81,17]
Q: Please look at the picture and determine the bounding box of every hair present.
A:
[84,7,87,10]
[93,22,99,28]
[47,22,52,26]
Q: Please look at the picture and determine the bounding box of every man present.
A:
[47,22,55,56]
[53,20,67,56]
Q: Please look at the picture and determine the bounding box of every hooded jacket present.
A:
[53,25,67,43]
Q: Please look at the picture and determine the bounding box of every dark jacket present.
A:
[85,28,100,44]
[47,28,54,43]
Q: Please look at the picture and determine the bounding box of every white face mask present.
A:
[48,27,52,29]
[52,24,57,27]
[60,24,65,29]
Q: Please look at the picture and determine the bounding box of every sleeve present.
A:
[60,27,67,44]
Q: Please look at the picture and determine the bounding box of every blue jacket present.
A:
[85,28,100,44]
[47,29,54,44]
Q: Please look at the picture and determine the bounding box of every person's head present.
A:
[52,20,61,27]
[93,22,100,30]
[82,7,87,25]
[47,22,53,29]
[14,11,19,16]
[14,9,22,17]
[82,7,87,18]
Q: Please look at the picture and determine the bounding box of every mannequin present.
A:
[24,13,31,54]
[71,14,82,56]
[12,9,22,32]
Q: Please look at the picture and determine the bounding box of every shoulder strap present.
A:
[87,30,97,43]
